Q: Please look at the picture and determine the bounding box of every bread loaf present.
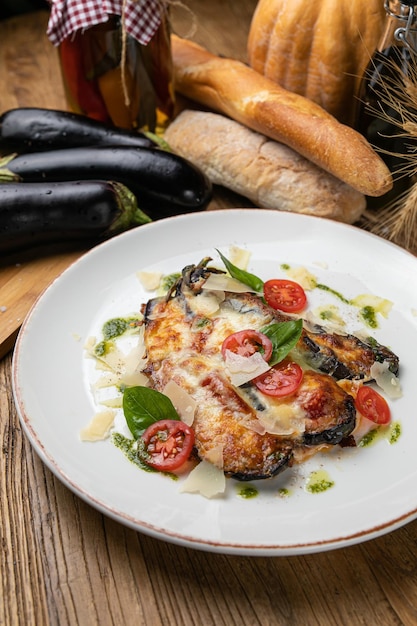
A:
[247,0,385,126]
[171,35,392,198]
[164,110,366,224]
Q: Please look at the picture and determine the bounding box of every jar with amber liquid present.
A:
[48,2,174,134]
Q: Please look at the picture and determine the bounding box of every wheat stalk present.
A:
[358,54,417,250]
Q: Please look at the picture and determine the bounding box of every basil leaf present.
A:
[122,386,179,439]
[216,249,264,293]
[261,319,303,366]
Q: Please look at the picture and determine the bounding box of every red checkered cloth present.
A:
[47,0,165,46]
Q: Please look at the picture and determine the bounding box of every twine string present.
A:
[119,0,196,108]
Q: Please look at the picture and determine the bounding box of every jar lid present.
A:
[47,0,165,47]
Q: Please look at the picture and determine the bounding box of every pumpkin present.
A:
[247,0,386,126]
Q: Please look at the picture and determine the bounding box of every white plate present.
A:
[12,209,417,556]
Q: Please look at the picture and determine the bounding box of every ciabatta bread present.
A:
[171,35,392,198]
[164,110,366,223]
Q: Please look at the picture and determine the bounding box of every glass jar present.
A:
[56,12,174,134]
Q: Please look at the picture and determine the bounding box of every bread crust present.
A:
[171,35,392,198]
[164,110,366,223]
[247,0,385,126]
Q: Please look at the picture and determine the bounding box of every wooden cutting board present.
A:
[0,5,256,359]
[0,12,78,359]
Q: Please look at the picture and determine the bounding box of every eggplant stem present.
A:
[111,181,151,232]
[0,153,19,182]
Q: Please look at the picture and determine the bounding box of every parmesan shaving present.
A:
[179,460,226,498]
[201,273,257,293]
[229,246,251,270]
[79,409,116,441]
[137,270,163,291]
[370,362,403,399]
[163,380,196,425]
[100,397,123,408]
[92,373,120,390]
[285,266,317,290]
[225,350,270,387]
[204,444,224,469]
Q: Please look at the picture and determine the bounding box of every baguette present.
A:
[164,110,366,224]
[171,35,392,198]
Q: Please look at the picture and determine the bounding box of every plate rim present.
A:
[11,209,417,556]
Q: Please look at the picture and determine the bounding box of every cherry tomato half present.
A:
[264,279,307,313]
[141,419,195,471]
[355,386,391,425]
[254,360,303,397]
[221,329,273,362]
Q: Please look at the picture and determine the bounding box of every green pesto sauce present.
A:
[280,263,290,271]
[161,272,181,292]
[306,470,334,494]
[389,421,402,444]
[358,421,402,447]
[112,433,178,480]
[193,317,211,330]
[102,316,141,340]
[237,485,258,499]
[315,283,350,305]
[94,316,141,357]
[112,432,153,472]
[278,488,291,498]
[359,306,378,329]
[358,428,380,447]
[320,310,334,321]
[94,340,112,357]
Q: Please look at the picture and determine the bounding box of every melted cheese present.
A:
[256,404,306,436]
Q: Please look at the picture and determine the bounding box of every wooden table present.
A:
[2,7,417,626]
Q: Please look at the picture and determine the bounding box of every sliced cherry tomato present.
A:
[221,329,273,362]
[254,359,303,397]
[264,279,307,313]
[141,419,195,471]
[355,386,391,425]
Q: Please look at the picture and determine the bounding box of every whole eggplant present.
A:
[0,107,160,154]
[0,146,212,219]
[0,180,151,254]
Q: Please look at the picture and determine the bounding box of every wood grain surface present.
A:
[3,6,417,626]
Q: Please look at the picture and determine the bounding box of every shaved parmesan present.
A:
[229,245,251,270]
[225,350,270,387]
[92,373,120,390]
[80,409,116,441]
[163,380,196,425]
[204,444,224,469]
[370,362,403,399]
[201,273,257,293]
[179,460,226,498]
[137,270,163,291]
[285,266,317,290]
[100,396,123,408]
